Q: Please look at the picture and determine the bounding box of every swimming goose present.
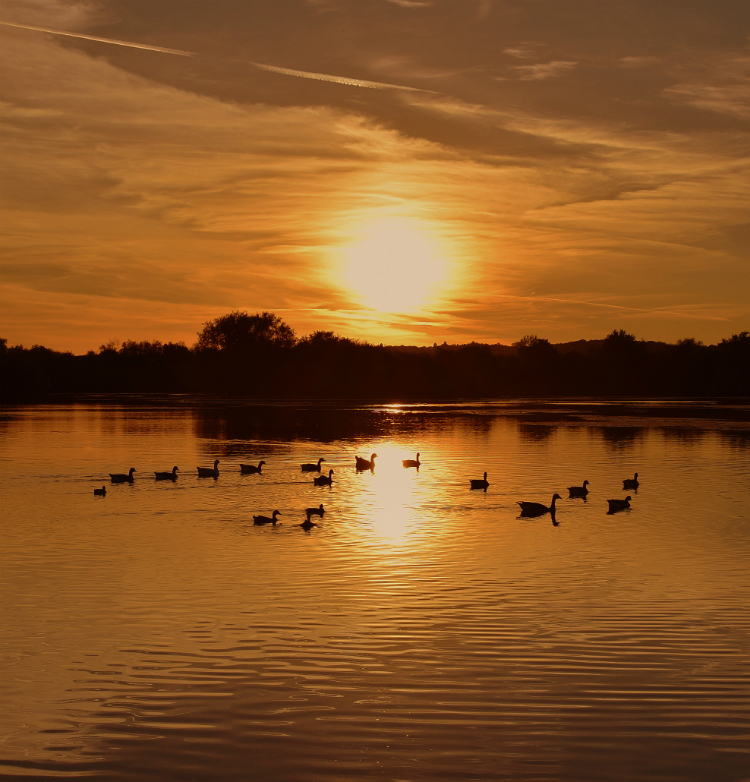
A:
[568,480,590,498]
[470,472,489,490]
[306,504,325,519]
[314,469,334,486]
[518,494,562,517]
[155,466,179,480]
[299,518,317,531]
[253,510,281,526]
[402,453,421,469]
[607,496,631,513]
[355,453,377,471]
[110,467,136,483]
[301,458,326,472]
[240,460,266,475]
[197,459,219,478]
[94,486,106,496]
[622,473,639,490]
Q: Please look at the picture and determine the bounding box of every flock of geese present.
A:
[95,454,639,529]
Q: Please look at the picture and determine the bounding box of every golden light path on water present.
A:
[339,216,453,314]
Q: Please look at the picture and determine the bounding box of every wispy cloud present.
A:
[511,60,578,80]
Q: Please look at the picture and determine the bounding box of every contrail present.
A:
[0,20,428,92]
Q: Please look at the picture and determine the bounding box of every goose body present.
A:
[155,466,179,480]
[355,453,377,471]
[607,496,631,513]
[402,453,421,469]
[301,458,326,472]
[518,494,562,517]
[622,473,639,490]
[306,504,325,519]
[300,519,317,531]
[314,469,334,486]
[568,480,589,498]
[470,472,489,490]
[253,510,281,526]
[110,467,136,483]
[197,459,220,478]
[240,460,266,475]
[94,486,106,496]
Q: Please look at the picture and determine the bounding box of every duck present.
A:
[197,459,219,478]
[568,480,590,498]
[154,466,179,480]
[94,486,106,496]
[607,496,631,514]
[470,472,489,490]
[517,494,562,517]
[253,510,281,526]
[402,453,421,469]
[355,453,377,471]
[314,469,334,487]
[109,467,136,483]
[622,473,639,490]
[299,518,317,531]
[240,460,266,475]
[301,458,326,472]
[306,504,325,519]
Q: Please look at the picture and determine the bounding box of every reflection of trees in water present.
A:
[658,427,706,445]
[518,423,556,442]
[596,426,646,450]
[193,405,493,445]
[717,429,750,449]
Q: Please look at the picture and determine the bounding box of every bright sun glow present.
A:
[341,217,450,313]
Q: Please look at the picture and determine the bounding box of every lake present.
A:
[1,400,749,781]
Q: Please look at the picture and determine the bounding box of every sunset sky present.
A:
[1,0,749,352]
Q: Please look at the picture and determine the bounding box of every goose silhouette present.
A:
[568,480,589,498]
[607,496,631,514]
[301,458,326,472]
[300,518,317,531]
[470,472,489,490]
[253,510,281,526]
[306,504,325,519]
[622,473,639,490]
[94,486,106,496]
[402,453,421,469]
[155,466,179,480]
[355,453,377,471]
[240,460,266,475]
[110,467,136,483]
[518,494,561,517]
[314,469,334,486]
[197,459,219,478]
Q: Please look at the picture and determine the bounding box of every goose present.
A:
[314,469,334,486]
[154,466,179,480]
[301,458,326,472]
[470,472,489,490]
[568,480,590,498]
[607,496,631,514]
[622,473,639,490]
[402,453,421,469]
[299,518,317,531]
[355,453,377,471]
[240,460,266,475]
[306,504,325,519]
[94,486,106,496]
[253,510,281,526]
[197,459,219,478]
[110,467,136,483]
[517,494,562,517]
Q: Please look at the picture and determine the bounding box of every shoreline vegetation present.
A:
[2,311,748,403]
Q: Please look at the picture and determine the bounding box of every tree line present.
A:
[1,311,748,402]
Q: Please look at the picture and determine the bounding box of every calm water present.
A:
[1,401,749,781]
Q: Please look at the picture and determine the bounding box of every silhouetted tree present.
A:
[195,311,296,352]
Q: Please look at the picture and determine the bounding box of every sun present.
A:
[340,217,450,313]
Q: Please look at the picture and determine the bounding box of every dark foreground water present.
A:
[1,400,749,781]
